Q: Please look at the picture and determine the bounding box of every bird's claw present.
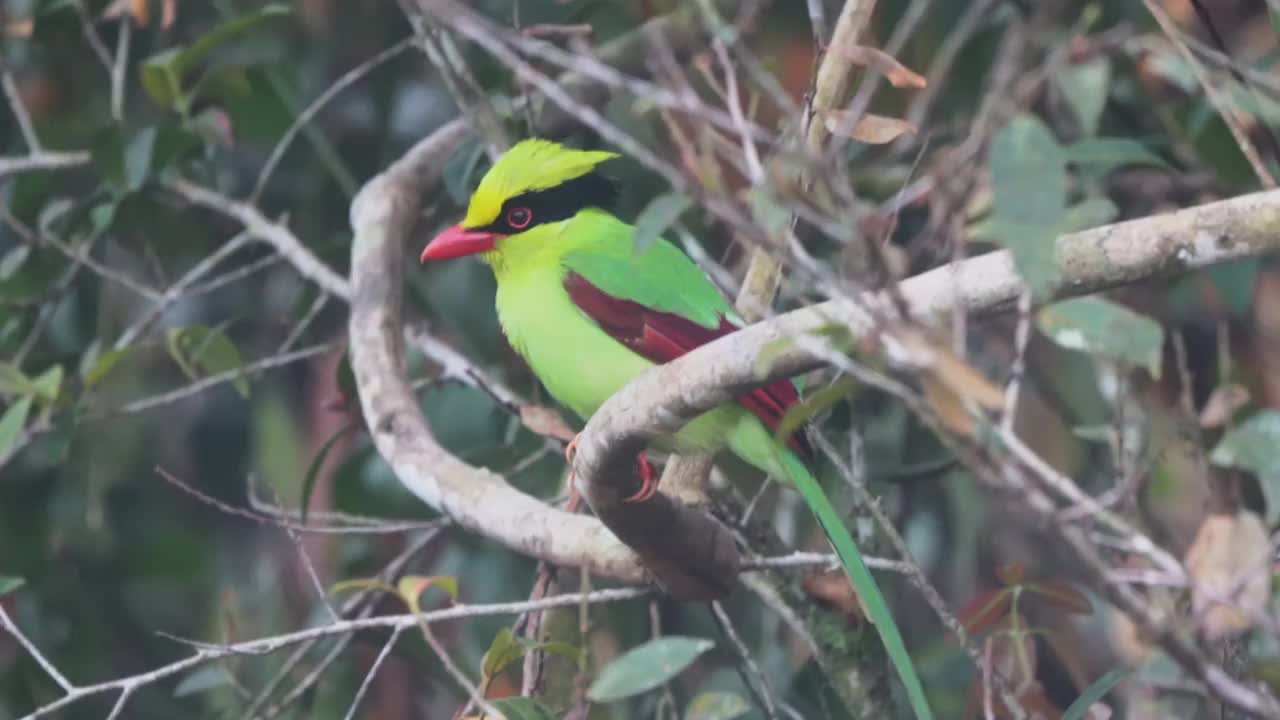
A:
[566,434,656,505]
[621,454,658,504]
[564,434,582,512]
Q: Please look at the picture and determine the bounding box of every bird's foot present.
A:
[563,434,581,512]
[565,435,656,505]
[621,453,659,504]
[564,433,579,464]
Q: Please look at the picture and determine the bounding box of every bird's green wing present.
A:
[562,234,736,331]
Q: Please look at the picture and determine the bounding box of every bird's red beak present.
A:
[419,224,502,262]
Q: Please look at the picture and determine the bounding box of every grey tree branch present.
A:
[571,188,1280,717]
[9,587,649,720]
[348,3,750,600]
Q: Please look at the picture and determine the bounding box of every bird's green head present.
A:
[419,138,619,265]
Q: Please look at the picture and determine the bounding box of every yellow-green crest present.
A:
[463,139,619,228]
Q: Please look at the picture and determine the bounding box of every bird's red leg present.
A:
[621,453,658,503]
[563,434,581,512]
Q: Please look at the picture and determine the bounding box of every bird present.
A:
[419,138,929,716]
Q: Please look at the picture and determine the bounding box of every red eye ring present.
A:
[506,206,533,229]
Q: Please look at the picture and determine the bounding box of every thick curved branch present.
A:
[572,188,1280,717]
[575,188,1280,470]
[348,5,744,599]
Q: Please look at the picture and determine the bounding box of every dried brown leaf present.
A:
[831,45,928,89]
[4,18,33,37]
[1184,511,1271,641]
[1027,579,1093,615]
[923,376,978,436]
[520,405,577,443]
[803,571,866,619]
[958,588,1013,637]
[1199,383,1251,428]
[906,328,1004,436]
[824,110,917,144]
[102,0,147,25]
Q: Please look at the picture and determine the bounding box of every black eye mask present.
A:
[472,171,619,235]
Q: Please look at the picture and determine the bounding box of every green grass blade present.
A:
[1062,668,1128,720]
[783,452,933,719]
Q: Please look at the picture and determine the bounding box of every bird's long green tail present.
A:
[778,450,934,720]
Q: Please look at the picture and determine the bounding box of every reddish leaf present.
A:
[1027,580,1094,616]
[958,588,1012,637]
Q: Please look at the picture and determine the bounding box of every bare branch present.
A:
[165,178,352,300]
[0,151,91,180]
[10,588,649,720]
[573,189,1280,716]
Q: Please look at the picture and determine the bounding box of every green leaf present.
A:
[81,343,131,389]
[1062,668,1129,720]
[633,192,692,254]
[988,114,1067,298]
[990,112,1067,223]
[1064,138,1169,173]
[140,5,292,110]
[177,5,292,79]
[140,49,185,109]
[0,576,25,596]
[192,64,253,105]
[1059,197,1118,234]
[684,692,751,720]
[1055,58,1111,136]
[0,362,36,396]
[0,394,34,460]
[90,201,118,233]
[482,628,526,680]
[166,325,250,397]
[480,629,579,684]
[300,422,356,525]
[0,245,30,280]
[30,364,63,405]
[173,665,235,697]
[397,575,459,611]
[91,127,128,192]
[1166,258,1259,319]
[1211,411,1280,523]
[125,127,158,192]
[1037,297,1164,378]
[587,636,714,702]
[488,697,559,720]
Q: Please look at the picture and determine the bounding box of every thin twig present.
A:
[110,19,129,122]
[1,62,42,151]
[165,178,352,300]
[710,601,780,720]
[0,606,76,693]
[342,628,404,720]
[1144,0,1275,188]
[252,38,414,201]
[13,588,649,719]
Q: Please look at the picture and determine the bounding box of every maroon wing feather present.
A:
[565,272,811,458]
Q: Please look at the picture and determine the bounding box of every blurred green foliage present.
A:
[2,0,1280,718]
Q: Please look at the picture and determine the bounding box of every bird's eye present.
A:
[506,207,533,229]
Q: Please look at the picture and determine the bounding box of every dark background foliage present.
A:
[3,1,1280,718]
